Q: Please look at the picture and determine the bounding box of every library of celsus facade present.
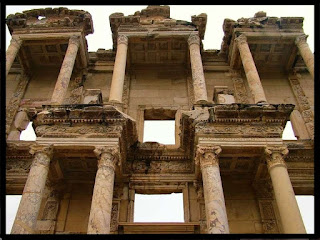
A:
[6,5,314,234]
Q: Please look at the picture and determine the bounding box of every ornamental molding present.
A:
[6,7,94,35]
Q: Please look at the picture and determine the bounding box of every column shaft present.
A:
[11,145,53,234]
[265,147,306,233]
[51,35,80,104]
[87,147,118,234]
[188,34,208,104]
[236,34,267,104]
[196,145,229,233]
[295,35,314,78]
[6,36,23,76]
[109,35,128,103]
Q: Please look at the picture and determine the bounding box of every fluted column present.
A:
[188,34,208,104]
[109,34,128,103]
[264,146,306,233]
[295,35,314,79]
[87,146,119,234]
[51,35,80,104]
[196,145,229,233]
[235,34,268,104]
[11,144,53,234]
[6,36,23,76]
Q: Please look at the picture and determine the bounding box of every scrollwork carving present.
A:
[187,33,200,46]
[264,146,289,170]
[117,34,128,46]
[195,145,222,169]
[93,146,119,170]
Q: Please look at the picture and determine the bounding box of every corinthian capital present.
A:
[235,34,248,46]
[29,144,53,167]
[295,34,308,46]
[94,146,119,170]
[264,146,289,170]
[188,33,200,46]
[10,36,23,48]
[117,34,128,46]
[195,145,222,168]
[69,35,80,47]
[29,144,53,157]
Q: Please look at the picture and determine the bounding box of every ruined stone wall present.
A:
[128,66,189,120]
[23,67,60,101]
[84,72,112,103]
[6,73,21,105]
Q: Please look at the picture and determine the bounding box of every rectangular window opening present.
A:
[133,193,184,222]
[143,120,175,145]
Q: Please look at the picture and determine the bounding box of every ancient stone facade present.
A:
[6,6,314,234]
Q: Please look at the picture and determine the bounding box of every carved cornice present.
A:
[6,7,94,35]
[94,146,120,170]
[264,146,289,170]
[195,145,222,169]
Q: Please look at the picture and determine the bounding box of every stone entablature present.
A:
[6,5,314,235]
[6,7,94,35]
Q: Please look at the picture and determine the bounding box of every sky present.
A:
[5,5,314,234]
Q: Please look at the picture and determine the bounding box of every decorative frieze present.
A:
[230,70,248,104]
[6,73,30,137]
[288,73,314,139]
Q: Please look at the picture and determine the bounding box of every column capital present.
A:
[69,35,81,47]
[29,144,53,158]
[295,34,308,46]
[264,146,289,170]
[188,33,200,46]
[235,34,248,46]
[196,145,222,168]
[93,146,119,170]
[117,34,128,46]
[10,36,23,48]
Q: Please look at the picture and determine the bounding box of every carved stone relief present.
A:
[6,73,30,137]
[288,73,314,139]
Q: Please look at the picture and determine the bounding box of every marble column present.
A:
[6,36,23,76]
[196,145,229,233]
[264,146,306,233]
[11,144,53,234]
[109,34,128,103]
[235,34,268,104]
[188,33,208,104]
[51,35,80,104]
[295,35,314,79]
[87,146,119,234]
